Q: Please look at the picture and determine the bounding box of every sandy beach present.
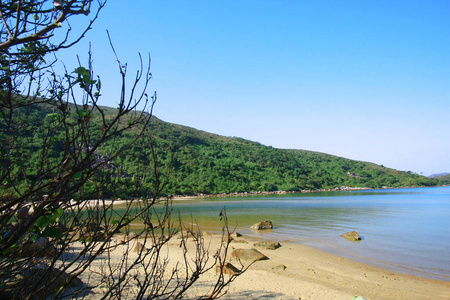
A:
[78,232,450,300]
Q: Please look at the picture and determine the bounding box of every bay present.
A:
[168,186,450,281]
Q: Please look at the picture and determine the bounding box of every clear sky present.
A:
[57,1,449,176]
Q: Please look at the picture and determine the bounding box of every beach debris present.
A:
[231,248,269,261]
[351,297,367,300]
[215,262,241,275]
[253,241,281,250]
[341,231,362,241]
[250,220,273,230]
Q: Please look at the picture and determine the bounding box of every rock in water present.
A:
[250,220,273,230]
[341,231,362,241]
[231,248,269,261]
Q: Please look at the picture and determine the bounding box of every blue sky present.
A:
[58,1,449,176]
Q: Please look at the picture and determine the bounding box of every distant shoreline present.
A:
[82,185,448,205]
[170,185,398,200]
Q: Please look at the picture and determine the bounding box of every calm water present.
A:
[168,186,450,281]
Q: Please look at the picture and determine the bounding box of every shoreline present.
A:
[170,185,448,201]
[170,186,373,200]
[80,185,448,204]
[298,238,450,282]
[81,186,450,285]
[80,233,450,299]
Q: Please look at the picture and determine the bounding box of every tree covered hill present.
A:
[431,174,450,185]
[147,117,437,195]
[4,101,438,198]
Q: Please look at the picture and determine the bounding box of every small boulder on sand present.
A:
[272,264,287,271]
[215,262,241,276]
[250,220,273,230]
[253,241,281,250]
[231,248,268,261]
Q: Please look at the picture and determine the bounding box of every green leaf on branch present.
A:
[74,67,97,85]
[42,227,61,239]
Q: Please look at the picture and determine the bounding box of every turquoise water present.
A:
[169,186,450,281]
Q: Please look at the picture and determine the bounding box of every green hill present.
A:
[1,101,438,198]
[148,117,437,195]
[433,174,450,185]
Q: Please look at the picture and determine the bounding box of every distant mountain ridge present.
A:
[430,173,450,184]
[429,173,450,178]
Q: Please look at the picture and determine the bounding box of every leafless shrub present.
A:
[1,1,247,299]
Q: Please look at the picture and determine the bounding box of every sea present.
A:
[167,186,450,281]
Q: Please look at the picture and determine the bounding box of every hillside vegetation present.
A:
[433,174,450,185]
[148,118,437,195]
[4,102,438,198]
